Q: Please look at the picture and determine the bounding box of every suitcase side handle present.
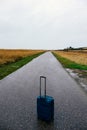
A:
[40,76,46,97]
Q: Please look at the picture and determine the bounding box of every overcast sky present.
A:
[0,0,87,50]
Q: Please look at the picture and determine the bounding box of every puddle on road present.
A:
[66,68,87,93]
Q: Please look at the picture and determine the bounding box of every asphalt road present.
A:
[0,52,87,130]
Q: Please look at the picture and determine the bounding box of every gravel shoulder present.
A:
[66,68,87,93]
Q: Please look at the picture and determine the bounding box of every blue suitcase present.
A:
[37,76,54,121]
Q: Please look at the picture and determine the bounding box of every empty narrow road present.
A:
[0,52,87,130]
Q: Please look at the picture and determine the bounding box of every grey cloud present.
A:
[0,0,87,49]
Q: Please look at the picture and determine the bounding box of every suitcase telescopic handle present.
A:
[40,76,46,97]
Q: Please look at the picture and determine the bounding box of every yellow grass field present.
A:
[54,50,87,65]
[0,49,44,65]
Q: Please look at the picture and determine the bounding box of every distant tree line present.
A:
[63,46,84,51]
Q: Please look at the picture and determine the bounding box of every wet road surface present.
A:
[0,52,87,130]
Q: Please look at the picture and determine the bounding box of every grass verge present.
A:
[0,52,44,80]
[52,52,87,70]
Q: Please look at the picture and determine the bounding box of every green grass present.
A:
[52,52,87,70]
[0,52,44,80]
